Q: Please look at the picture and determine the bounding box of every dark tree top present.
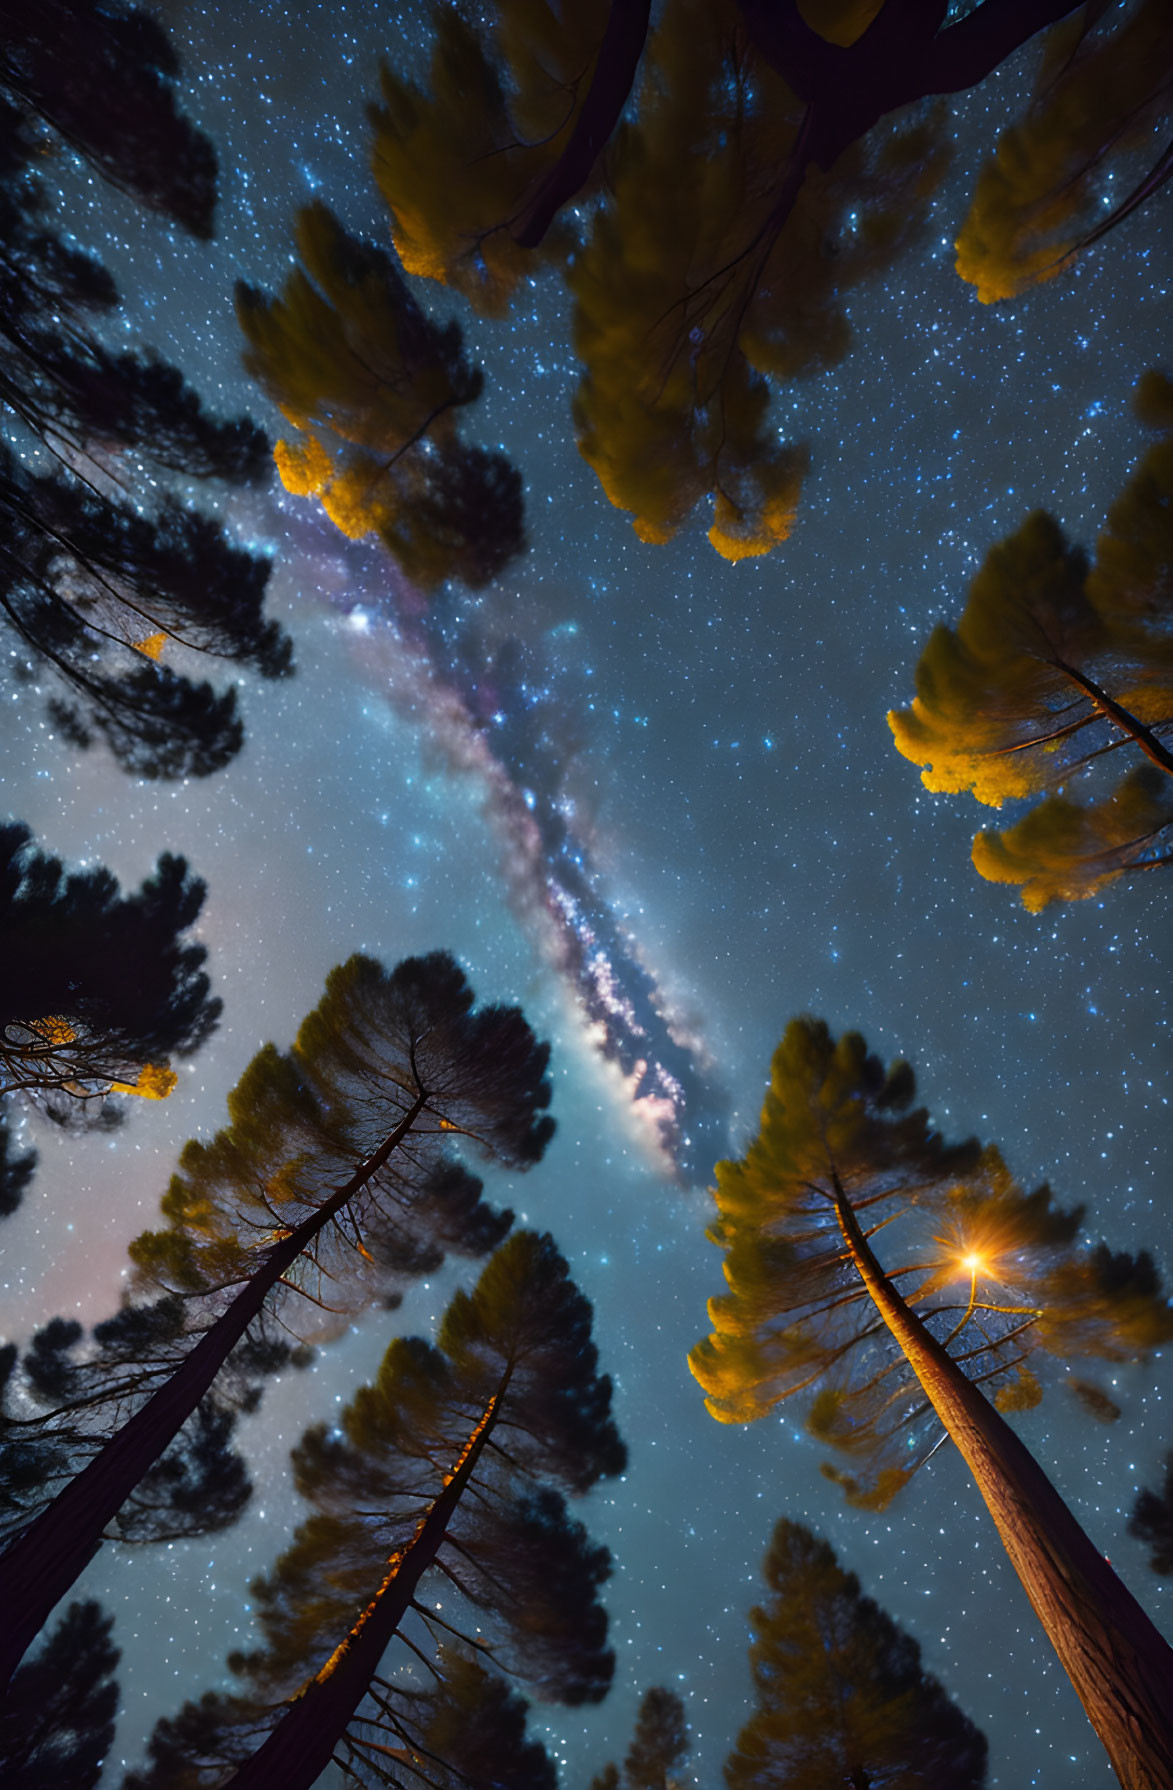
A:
[0,0,217,235]
[0,1599,119,1790]
[0,1114,36,1219]
[0,13,291,779]
[724,1517,987,1790]
[1130,1450,1173,1576]
[0,821,219,1109]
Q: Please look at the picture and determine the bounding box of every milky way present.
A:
[276,490,731,1180]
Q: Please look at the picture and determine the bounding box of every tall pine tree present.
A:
[0,952,551,1690]
[127,1230,624,1790]
[724,1518,986,1790]
[690,1017,1173,1788]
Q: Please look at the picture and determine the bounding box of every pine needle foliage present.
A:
[690,1017,1173,1508]
[127,1231,625,1790]
[724,1518,986,1790]
[890,372,1173,908]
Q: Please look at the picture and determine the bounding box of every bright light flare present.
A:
[961,1252,985,1276]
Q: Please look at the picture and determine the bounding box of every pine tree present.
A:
[367,1,1163,558]
[592,1684,692,1790]
[1130,1451,1173,1576]
[0,952,552,1691]
[0,1599,119,1790]
[955,1,1173,303]
[0,821,219,1119]
[127,1230,624,1790]
[724,1518,986,1790]
[236,202,525,591]
[889,372,1173,908]
[689,1017,1173,1789]
[0,0,219,236]
[0,7,291,778]
[0,1112,35,1217]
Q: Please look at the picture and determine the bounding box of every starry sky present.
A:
[2,5,1172,1786]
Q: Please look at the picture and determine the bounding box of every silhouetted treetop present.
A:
[0,11,290,779]
[0,1289,293,1550]
[1130,1450,1173,1576]
[0,1599,119,1790]
[0,821,218,1118]
[724,1517,987,1790]
[587,1683,692,1790]
[627,1686,692,1790]
[237,202,525,589]
[0,0,218,236]
[0,1113,35,1218]
[890,372,1173,908]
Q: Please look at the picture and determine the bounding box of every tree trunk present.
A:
[225,1373,509,1790]
[832,1181,1173,1790]
[0,1092,428,1693]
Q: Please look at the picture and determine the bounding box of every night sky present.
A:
[2,4,1172,1786]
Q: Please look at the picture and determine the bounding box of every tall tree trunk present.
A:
[0,1092,428,1693]
[832,1179,1173,1790]
[225,1371,510,1790]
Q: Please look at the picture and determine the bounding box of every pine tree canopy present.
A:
[365,0,1170,558]
[236,202,526,590]
[723,1517,987,1790]
[690,1017,1173,1508]
[128,1230,624,1789]
[0,1599,119,1790]
[0,14,291,779]
[890,371,1173,908]
[0,822,219,1115]
[129,951,550,1325]
[1129,1450,1173,1576]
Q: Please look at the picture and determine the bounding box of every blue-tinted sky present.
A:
[2,5,1172,1786]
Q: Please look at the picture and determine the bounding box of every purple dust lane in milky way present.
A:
[268,493,731,1182]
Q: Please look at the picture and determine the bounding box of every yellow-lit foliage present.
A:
[239,201,468,481]
[799,0,885,48]
[370,0,609,313]
[889,511,1116,806]
[892,372,1173,906]
[568,0,947,554]
[109,1062,177,1099]
[956,0,1173,302]
[691,1018,1173,1508]
[132,1062,177,1100]
[238,204,524,589]
[994,1365,1043,1414]
[973,767,1173,910]
[35,1016,77,1047]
